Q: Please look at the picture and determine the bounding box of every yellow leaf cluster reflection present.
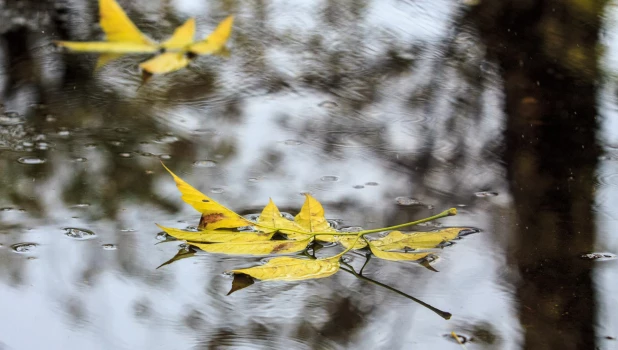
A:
[55,0,234,75]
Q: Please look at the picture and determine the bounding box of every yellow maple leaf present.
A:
[161,163,251,230]
[192,238,311,256]
[157,224,273,243]
[231,256,340,281]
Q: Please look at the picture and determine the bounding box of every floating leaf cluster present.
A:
[156,163,478,318]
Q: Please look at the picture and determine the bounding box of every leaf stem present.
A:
[340,263,452,320]
[357,208,457,236]
[254,208,457,238]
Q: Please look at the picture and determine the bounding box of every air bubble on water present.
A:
[64,227,96,240]
[155,232,168,240]
[221,271,234,277]
[158,154,171,160]
[185,226,199,232]
[318,101,338,109]
[365,182,379,186]
[0,111,25,125]
[474,191,498,197]
[244,213,261,221]
[120,228,136,232]
[72,157,87,162]
[35,142,50,150]
[284,140,303,146]
[57,129,70,137]
[580,252,617,261]
[109,140,123,146]
[11,242,37,253]
[22,141,34,147]
[395,197,421,206]
[71,203,90,208]
[102,244,117,250]
[193,160,217,168]
[154,135,179,144]
[281,212,295,220]
[340,226,363,232]
[248,178,260,182]
[178,243,189,250]
[17,157,46,165]
[342,256,353,263]
[118,152,133,158]
[320,175,339,182]
[353,185,365,189]
[211,187,225,194]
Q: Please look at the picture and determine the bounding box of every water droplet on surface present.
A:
[72,157,87,162]
[342,256,353,263]
[284,140,303,146]
[155,232,168,240]
[320,175,339,182]
[64,227,96,240]
[109,140,123,147]
[353,185,365,189]
[579,252,617,261]
[17,157,46,165]
[57,129,70,137]
[22,141,34,147]
[158,154,171,160]
[395,197,421,206]
[365,182,379,186]
[211,187,225,194]
[102,244,117,250]
[248,178,260,182]
[118,152,132,158]
[11,242,37,253]
[120,228,136,232]
[474,191,498,197]
[193,160,217,168]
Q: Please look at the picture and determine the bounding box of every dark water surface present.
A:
[1,0,617,349]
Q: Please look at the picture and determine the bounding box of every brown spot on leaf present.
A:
[271,242,294,253]
[198,213,225,228]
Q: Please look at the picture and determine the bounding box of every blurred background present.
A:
[0,0,617,349]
